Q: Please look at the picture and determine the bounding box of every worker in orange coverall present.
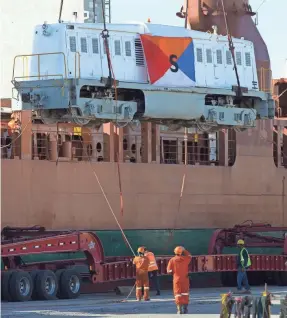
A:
[167,246,192,314]
[133,246,150,301]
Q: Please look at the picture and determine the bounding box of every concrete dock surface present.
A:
[2,286,287,317]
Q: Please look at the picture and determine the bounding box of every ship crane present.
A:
[10,0,274,132]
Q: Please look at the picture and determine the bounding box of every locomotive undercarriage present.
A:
[15,79,274,132]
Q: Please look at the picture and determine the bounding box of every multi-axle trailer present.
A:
[1,223,287,302]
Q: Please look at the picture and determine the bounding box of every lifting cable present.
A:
[98,0,129,249]
[170,128,188,242]
[58,0,64,23]
[220,0,242,100]
[100,0,118,104]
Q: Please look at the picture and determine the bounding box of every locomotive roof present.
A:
[36,22,253,46]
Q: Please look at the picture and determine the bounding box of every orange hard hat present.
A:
[174,246,184,255]
[137,246,145,254]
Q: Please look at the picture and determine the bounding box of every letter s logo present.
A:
[169,54,178,73]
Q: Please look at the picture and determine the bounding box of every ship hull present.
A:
[2,121,287,232]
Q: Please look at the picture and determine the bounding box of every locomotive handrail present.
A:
[12,52,68,81]
[75,51,81,80]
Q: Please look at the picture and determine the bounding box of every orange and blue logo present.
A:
[140,35,196,87]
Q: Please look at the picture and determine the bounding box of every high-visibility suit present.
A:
[145,250,160,295]
[167,247,191,314]
[236,240,251,292]
[133,254,150,301]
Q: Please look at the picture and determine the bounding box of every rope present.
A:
[116,154,124,217]
[255,0,269,12]
[274,87,287,101]
[90,167,135,256]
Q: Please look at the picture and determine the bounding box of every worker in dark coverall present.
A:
[167,246,192,314]
[133,246,150,301]
[237,239,251,293]
[143,247,160,295]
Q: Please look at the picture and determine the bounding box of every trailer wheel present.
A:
[1,271,16,301]
[221,271,236,287]
[34,270,58,300]
[30,270,42,300]
[9,271,33,302]
[58,269,81,299]
[279,271,287,286]
[220,272,229,287]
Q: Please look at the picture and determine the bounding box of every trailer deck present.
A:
[1,224,287,302]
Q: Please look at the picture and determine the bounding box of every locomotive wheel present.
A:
[1,271,17,301]
[34,270,58,300]
[9,271,33,302]
[57,269,81,299]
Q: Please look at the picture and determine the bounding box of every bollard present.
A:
[280,295,287,318]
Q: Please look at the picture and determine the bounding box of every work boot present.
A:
[156,291,160,296]
[183,305,188,314]
[176,305,183,314]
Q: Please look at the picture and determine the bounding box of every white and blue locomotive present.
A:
[11,21,274,131]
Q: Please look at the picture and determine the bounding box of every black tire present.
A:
[55,269,66,298]
[1,271,16,301]
[34,270,58,300]
[220,272,229,287]
[58,269,81,299]
[30,270,42,300]
[279,271,287,286]
[224,271,237,287]
[9,271,33,302]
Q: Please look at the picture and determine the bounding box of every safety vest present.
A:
[240,248,251,268]
[145,251,158,271]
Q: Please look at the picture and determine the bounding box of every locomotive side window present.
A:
[114,40,121,56]
[206,49,212,63]
[245,52,251,66]
[80,37,88,53]
[134,39,145,66]
[125,41,132,56]
[226,51,232,65]
[69,36,76,52]
[216,49,223,64]
[196,48,203,63]
[236,52,242,65]
[92,38,99,54]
